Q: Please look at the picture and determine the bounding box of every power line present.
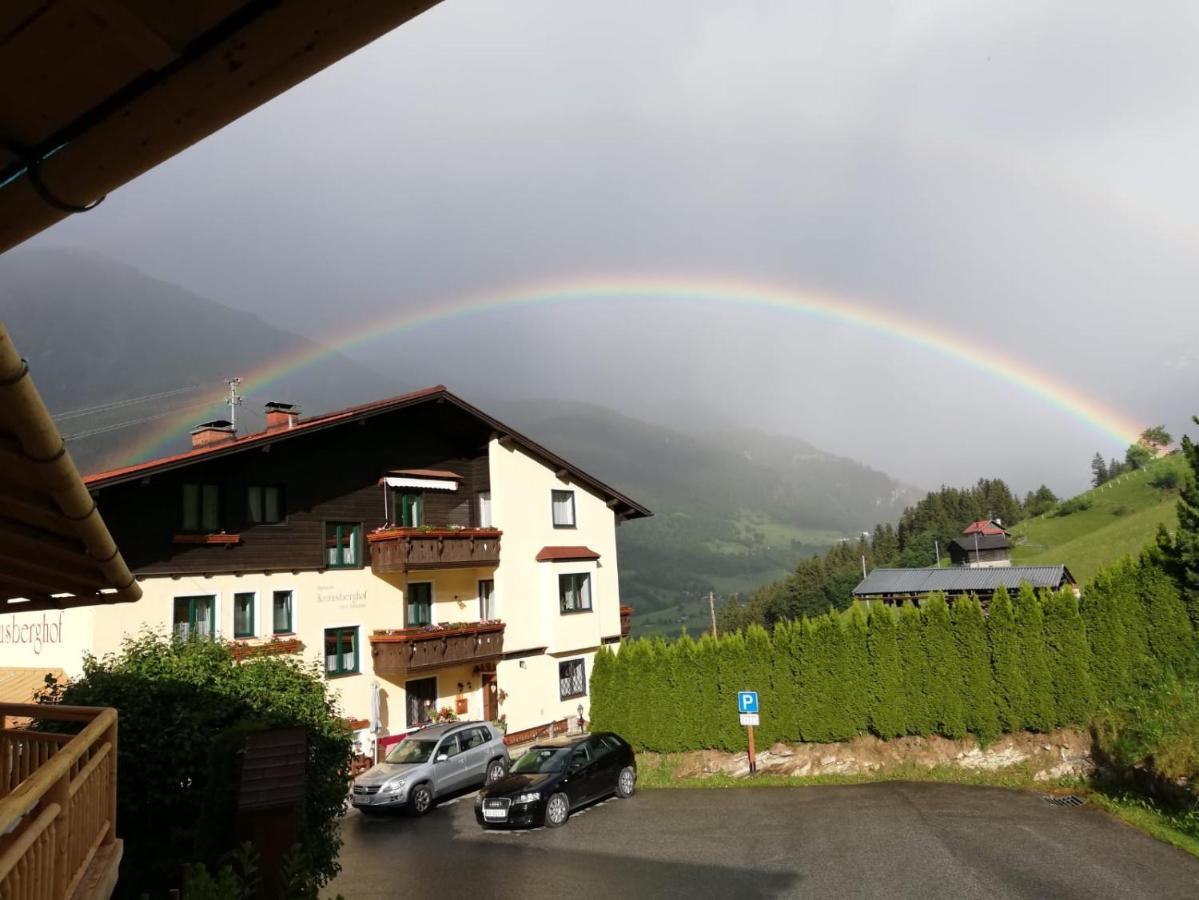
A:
[62,398,220,441]
[51,382,221,421]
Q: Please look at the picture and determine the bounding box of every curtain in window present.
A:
[478,491,492,528]
[273,591,292,632]
[201,485,220,532]
[234,594,254,635]
[342,631,356,671]
[247,486,263,523]
[552,491,574,526]
[325,629,339,674]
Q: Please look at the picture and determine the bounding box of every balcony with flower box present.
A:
[367,527,501,575]
[369,621,505,677]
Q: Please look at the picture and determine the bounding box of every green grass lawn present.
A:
[1010,454,1186,583]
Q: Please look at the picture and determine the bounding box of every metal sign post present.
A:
[737,691,760,775]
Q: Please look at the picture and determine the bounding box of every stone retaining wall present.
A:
[653,728,1094,781]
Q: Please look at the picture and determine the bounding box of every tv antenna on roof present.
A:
[226,377,243,430]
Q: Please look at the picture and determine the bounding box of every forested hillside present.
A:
[491,400,917,630]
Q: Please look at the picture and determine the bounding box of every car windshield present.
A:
[384,739,437,765]
[511,746,573,774]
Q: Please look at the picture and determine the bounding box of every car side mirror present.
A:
[435,753,448,763]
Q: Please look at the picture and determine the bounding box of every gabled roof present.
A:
[963,519,1009,536]
[84,387,652,520]
[853,565,1074,596]
[949,534,1011,552]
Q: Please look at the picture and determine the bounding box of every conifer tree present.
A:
[691,633,724,748]
[896,602,934,735]
[1109,559,1151,674]
[589,646,616,732]
[1156,419,1199,627]
[952,594,999,742]
[988,586,1026,733]
[1138,562,1195,676]
[822,610,856,740]
[773,620,803,742]
[1014,584,1056,730]
[921,593,966,738]
[1040,590,1095,727]
[743,624,777,746]
[665,634,697,751]
[794,617,821,741]
[843,604,871,735]
[1080,568,1131,704]
[716,630,749,751]
[866,604,906,739]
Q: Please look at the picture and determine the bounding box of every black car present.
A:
[475,732,636,828]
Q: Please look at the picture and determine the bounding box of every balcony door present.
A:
[478,579,495,620]
[406,676,437,728]
[407,582,433,628]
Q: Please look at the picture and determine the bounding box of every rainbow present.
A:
[113,275,1143,464]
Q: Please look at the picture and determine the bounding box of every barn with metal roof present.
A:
[853,565,1076,607]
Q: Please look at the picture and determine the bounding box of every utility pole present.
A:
[861,555,867,578]
[226,377,243,430]
[709,591,718,637]
[934,540,941,567]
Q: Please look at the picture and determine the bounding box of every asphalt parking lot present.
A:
[332,782,1199,899]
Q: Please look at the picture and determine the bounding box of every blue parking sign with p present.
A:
[737,691,759,714]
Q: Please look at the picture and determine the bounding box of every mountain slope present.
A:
[1011,453,1186,582]
[487,399,918,626]
[0,249,401,471]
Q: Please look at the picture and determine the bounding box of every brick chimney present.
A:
[264,401,300,431]
[191,419,236,449]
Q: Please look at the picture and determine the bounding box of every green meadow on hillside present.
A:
[1011,453,1187,582]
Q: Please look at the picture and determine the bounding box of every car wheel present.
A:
[616,766,636,798]
[544,792,570,828]
[485,758,508,785]
[409,783,434,816]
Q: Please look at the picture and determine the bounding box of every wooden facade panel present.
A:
[94,404,494,576]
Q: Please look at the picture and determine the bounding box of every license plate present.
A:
[483,807,507,820]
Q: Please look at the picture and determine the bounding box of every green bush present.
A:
[591,558,1196,752]
[1054,496,1093,517]
[39,633,352,899]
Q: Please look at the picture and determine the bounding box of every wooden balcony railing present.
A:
[620,605,634,639]
[368,528,501,574]
[0,703,120,900]
[370,622,505,677]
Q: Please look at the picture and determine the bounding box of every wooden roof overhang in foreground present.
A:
[0,0,442,253]
[0,322,142,611]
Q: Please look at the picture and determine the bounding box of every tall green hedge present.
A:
[591,556,1195,751]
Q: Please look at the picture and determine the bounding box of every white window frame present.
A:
[232,589,259,639]
[270,586,298,636]
[477,490,492,528]
[551,489,577,528]
[170,590,222,640]
[559,658,587,700]
[478,579,496,621]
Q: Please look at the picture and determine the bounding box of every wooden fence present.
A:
[0,704,119,899]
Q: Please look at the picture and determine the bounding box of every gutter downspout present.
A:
[0,322,141,602]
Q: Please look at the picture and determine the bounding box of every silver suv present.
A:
[351,721,509,816]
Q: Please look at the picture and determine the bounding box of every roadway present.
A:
[333,781,1199,899]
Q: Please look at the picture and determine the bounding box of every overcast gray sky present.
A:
[26,0,1199,492]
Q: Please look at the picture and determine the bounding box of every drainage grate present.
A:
[1042,794,1085,807]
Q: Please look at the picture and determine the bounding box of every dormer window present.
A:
[381,469,459,526]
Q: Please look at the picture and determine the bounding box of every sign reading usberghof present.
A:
[0,612,64,655]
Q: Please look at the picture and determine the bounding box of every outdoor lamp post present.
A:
[577,703,585,733]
